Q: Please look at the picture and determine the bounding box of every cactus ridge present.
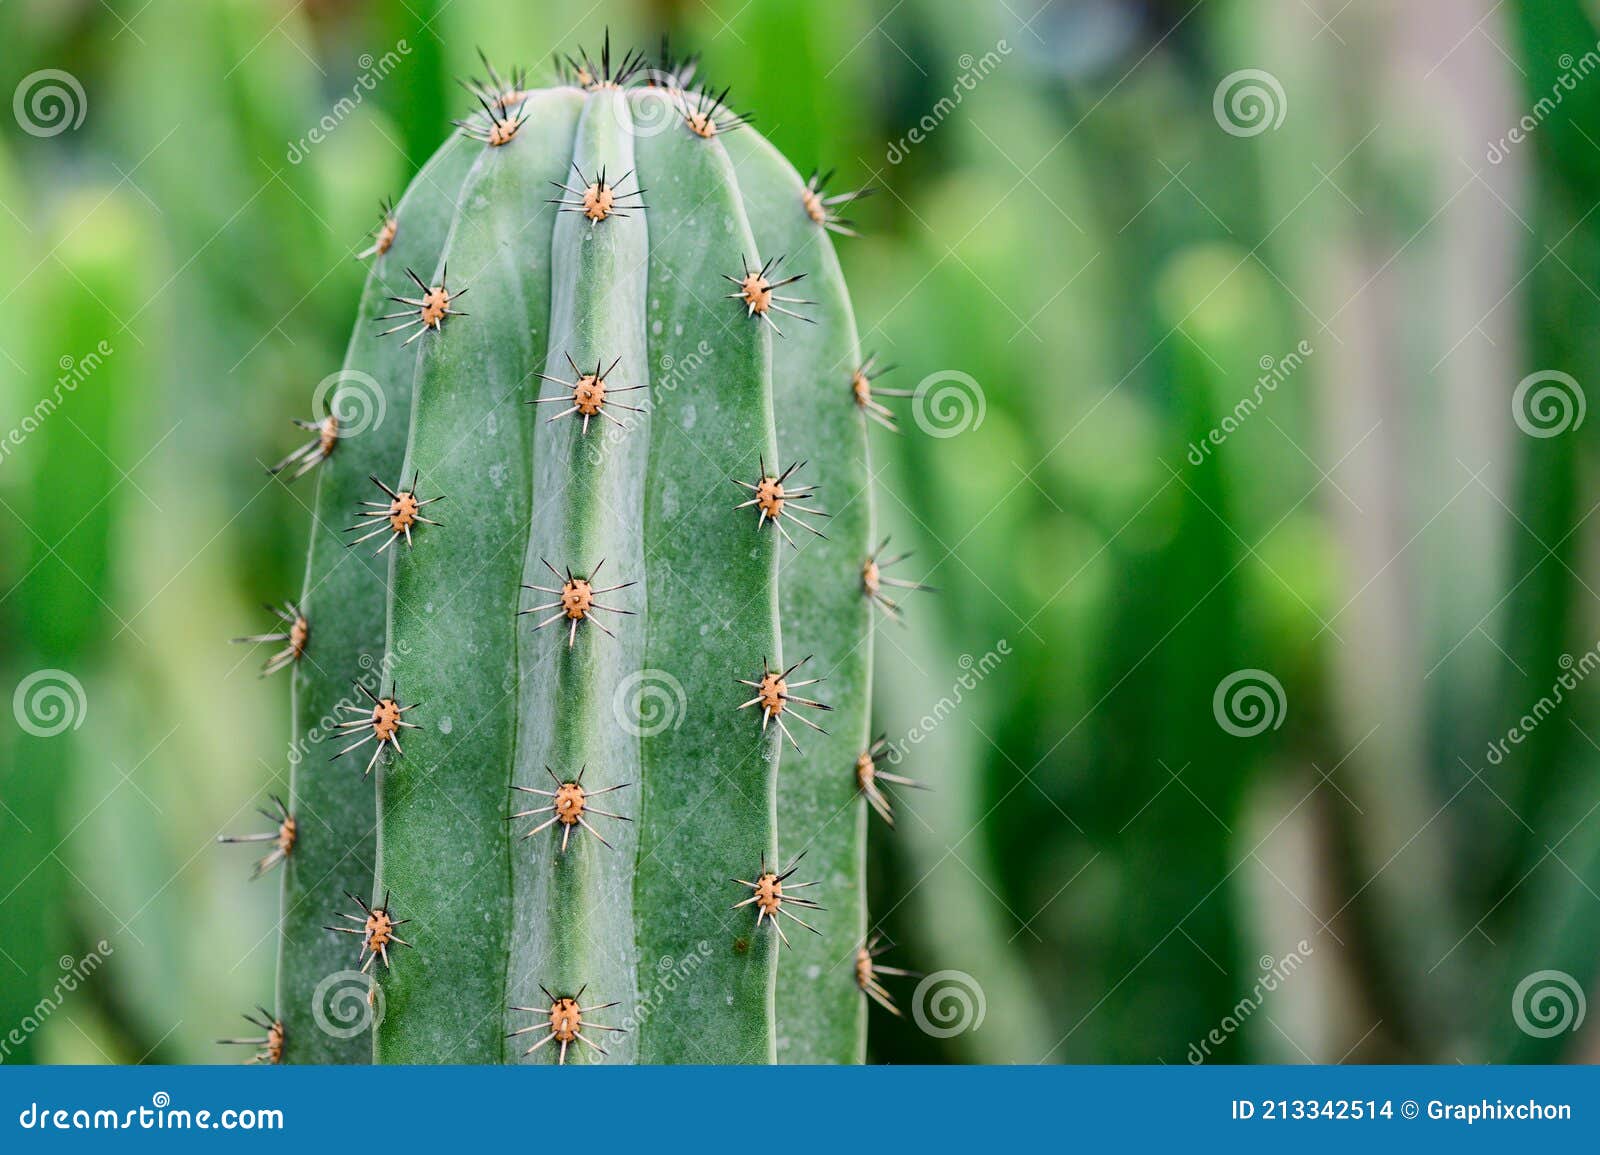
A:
[241,35,932,1065]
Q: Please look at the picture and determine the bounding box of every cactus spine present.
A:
[249,40,907,1064]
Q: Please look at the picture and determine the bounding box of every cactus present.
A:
[238,37,927,1064]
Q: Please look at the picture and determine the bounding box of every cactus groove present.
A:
[246,36,921,1065]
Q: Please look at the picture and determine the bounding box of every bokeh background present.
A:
[4,0,1600,1064]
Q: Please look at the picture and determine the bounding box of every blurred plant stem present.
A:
[0,182,146,1060]
[1493,0,1600,1062]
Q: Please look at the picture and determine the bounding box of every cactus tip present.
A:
[561,28,645,91]
[645,35,699,92]
[464,51,531,116]
[679,83,751,138]
[457,88,529,146]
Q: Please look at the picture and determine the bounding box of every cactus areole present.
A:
[251,39,925,1065]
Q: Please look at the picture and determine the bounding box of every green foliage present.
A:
[11,0,1600,1069]
[0,182,148,1061]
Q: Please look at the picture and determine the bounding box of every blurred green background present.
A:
[4,0,1600,1064]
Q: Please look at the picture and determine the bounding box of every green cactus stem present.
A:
[246,36,920,1065]
[265,135,481,1064]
